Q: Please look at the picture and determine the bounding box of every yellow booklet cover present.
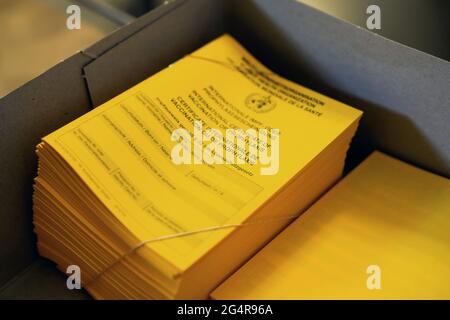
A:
[212,152,450,299]
[35,34,361,297]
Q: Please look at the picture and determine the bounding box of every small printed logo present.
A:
[66,265,81,290]
[245,93,276,113]
[366,264,381,290]
[66,5,81,30]
[366,5,381,30]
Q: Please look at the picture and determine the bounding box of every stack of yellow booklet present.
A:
[33,34,362,299]
[212,152,450,299]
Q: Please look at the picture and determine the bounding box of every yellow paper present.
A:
[212,152,450,299]
[42,34,361,274]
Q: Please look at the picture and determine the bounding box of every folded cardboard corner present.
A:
[0,0,448,299]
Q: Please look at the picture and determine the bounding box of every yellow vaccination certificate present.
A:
[43,34,361,272]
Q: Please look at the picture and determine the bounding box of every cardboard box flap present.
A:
[0,53,93,286]
[83,0,226,106]
[228,0,450,177]
[81,0,186,59]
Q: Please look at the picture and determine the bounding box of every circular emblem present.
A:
[245,93,276,113]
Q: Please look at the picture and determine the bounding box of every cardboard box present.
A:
[0,0,448,299]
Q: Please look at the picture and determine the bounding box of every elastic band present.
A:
[187,54,277,76]
[84,213,300,288]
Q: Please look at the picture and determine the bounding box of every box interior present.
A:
[0,0,448,299]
